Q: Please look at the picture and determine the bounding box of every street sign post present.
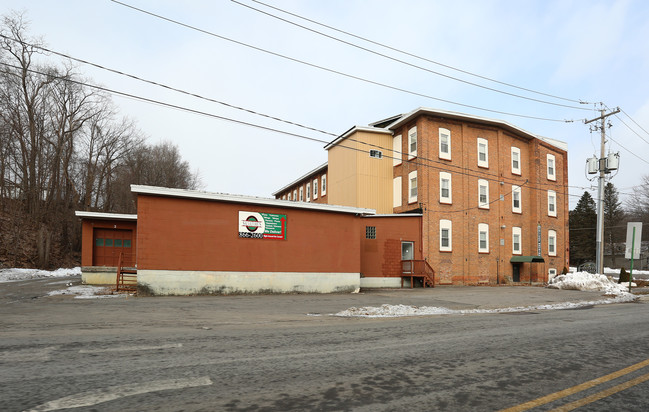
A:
[625,222,643,292]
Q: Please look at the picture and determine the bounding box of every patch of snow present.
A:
[47,285,123,299]
[0,267,81,283]
[547,271,634,295]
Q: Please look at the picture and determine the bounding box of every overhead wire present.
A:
[232,0,590,111]
[109,0,575,123]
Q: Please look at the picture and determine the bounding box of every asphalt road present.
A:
[2,277,649,411]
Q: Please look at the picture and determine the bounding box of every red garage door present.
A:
[93,229,134,267]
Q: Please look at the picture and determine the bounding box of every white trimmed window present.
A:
[547,154,556,181]
[306,183,311,202]
[313,179,318,199]
[548,190,557,217]
[512,227,522,255]
[393,134,402,166]
[549,268,557,280]
[440,172,452,204]
[478,223,489,253]
[287,193,291,201]
[393,177,402,208]
[299,186,304,202]
[477,138,488,168]
[293,190,297,201]
[440,219,452,252]
[321,174,327,196]
[478,179,489,209]
[548,230,557,256]
[408,171,418,203]
[439,128,451,160]
[512,185,522,213]
[408,127,417,160]
[511,147,521,175]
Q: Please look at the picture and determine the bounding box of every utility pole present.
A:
[585,105,620,275]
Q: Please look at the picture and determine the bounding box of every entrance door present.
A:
[93,229,134,267]
[401,241,414,274]
[512,263,521,282]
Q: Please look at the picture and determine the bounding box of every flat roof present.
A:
[75,211,137,221]
[323,125,393,151]
[132,185,376,216]
[363,213,423,218]
[271,162,327,196]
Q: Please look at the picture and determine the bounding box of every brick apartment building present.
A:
[274,108,570,285]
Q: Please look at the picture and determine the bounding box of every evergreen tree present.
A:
[569,191,597,265]
[603,182,625,267]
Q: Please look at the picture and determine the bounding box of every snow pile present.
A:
[547,271,634,295]
[47,285,122,299]
[335,295,637,318]
[0,267,81,283]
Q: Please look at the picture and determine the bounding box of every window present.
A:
[439,128,451,160]
[322,174,327,196]
[105,239,113,247]
[512,185,522,213]
[299,186,304,202]
[293,190,297,201]
[313,179,318,199]
[478,179,489,209]
[547,154,556,181]
[512,227,522,255]
[306,183,311,202]
[393,134,402,166]
[393,177,402,208]
[440,172,452,204]
[511,147,521,175]
[548,230,557,256]
[477,138,488,168]
[408,127,417,160]
[408,171,418,203]
[124,240,132,248]
[114,239,123,247]
[369,149,383,159]
[549,268,557,280]
[287,193,291,201]
[365,226,376,239]
[548,190,556,217]
[440,219,452,252]
[95,238,104,247]
[478,223,489,253]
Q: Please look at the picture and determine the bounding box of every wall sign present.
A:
[238,211,287,240]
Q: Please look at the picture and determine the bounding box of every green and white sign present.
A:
[238,211,287,240]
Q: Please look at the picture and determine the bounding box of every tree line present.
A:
[0,13,200,268]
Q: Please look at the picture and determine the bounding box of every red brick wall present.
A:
[360,215,422,277]
[80,219,137,267]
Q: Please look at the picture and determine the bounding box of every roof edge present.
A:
[324,125,392,151]
[271,162,328,196]
[75,211,137,221]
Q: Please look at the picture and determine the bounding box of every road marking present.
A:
[0,346,58,362]
[500,358,649,411]
[548,371,649,411]
[27,376,212,411]
[79,343,182,353]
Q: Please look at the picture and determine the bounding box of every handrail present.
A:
[401,259,435,288]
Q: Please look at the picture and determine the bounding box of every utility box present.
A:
[587,157,598,174]
[607,152,620,171]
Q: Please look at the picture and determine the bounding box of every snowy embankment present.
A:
[0,267,81,282]
[335,272,637,318]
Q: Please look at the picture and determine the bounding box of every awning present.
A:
[510,256,545,263]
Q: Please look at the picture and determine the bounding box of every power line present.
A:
[109,0,575,123]
[619,107,649,140]
[247,0,591,106]
[233,0,590,111]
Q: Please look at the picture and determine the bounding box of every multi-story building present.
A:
[274,108,570,285]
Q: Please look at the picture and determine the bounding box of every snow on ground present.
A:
[0,267,81,282]
[547,271,635,295]
[47,285,124,299]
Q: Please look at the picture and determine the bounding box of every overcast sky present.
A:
[3,0,649,208]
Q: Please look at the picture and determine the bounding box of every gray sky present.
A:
[3,0,649,208]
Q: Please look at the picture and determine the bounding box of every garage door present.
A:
[93,229,134,267]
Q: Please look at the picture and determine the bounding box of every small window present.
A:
[393,134,402,166]
[548,230,557,256]
[477,138,488,168]
[369,149,383,159]
[512,185,522,214]
[322,174,327,196]
[307,183,311,202]
[288,193,292,201]
[511,147,521,175]
[299,187,304,202]
[95,238,104,247]
[548,190,557,217]
[365,226,376,239]
[440,219,452,252]
[478,223,489,253]
[439,128,451,160]
[408,127,417,160]
[440,172,452,204]
[547,154,556,181]
[512,227,522,255]
[393,176,402,208]
[124,240,132,248]
[478,179,489,209]
[293,190,297,201]
[313,179,318,199]
[105,239,113,247]
[408,171,418,203]
[114,239,123,247]
[549,268,558,280]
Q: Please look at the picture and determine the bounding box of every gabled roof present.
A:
[131,185,376,216]
[323,125,392,151]
[271,162,328,196]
